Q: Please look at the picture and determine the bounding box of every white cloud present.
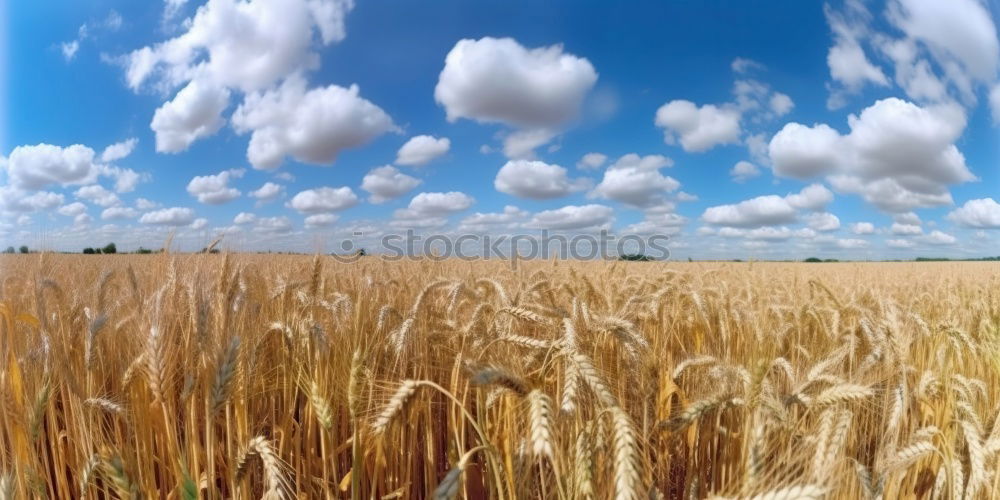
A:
[7,144,100,190]
[395,192,474,220]
[851,222,875,234]
[524,204,614,230]
[75,185,121,207]
[0,188,64,213]
[101,206,139,220]
[785,184,834,211]
[887,238,914,248]
[305,213,339,228]
[886,0,998,86]
[232,75,396,169]
[770,98,973,213]
[61,41,80,61]
[459,205,528,232]
[287,186,359,214]
[140,207,196,225]
[823,2,889,106]
[255,216,293,234]
[577,152,607,170]
[589,154,679,209]
[435,37,597,128]
[729,161,761,183]
[361,166,421,204]
[947,198,1000,228]
[100,138,138,162]
[234,212,257,225]
[621,212,687,235]
[186,169,244,204]
[190,218,208,230]
[502,128,559,159]
[836,238,869,249]
[495,160,589,200]
[75,213,92,226]
[58,202,87,217]
[731,57,765,74]
[135,198,159,210]
[395,135,450,166]
[702,195,797,228]
[126,0,354,93]
[806,212,841,232]
[894,212,922,225]
[101,166,144,193]
[921,230,956,245]
[654,100,741,152]
[151,80,231,153]
[769,93,794,116]
[891,223,923,235]
[248,182,284,205]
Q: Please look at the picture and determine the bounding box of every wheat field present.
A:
[0,253,998,499]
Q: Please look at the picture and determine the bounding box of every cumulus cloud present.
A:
[785,184,834,211]
[836,238,869,249]
[248,182,284,205]
[947,198,1000,228]
[851,222,875,234]
[702,184,832,228]
[702,195,797,228]
[234,212,257,225]
[135,198,159,210]
[806,212,841,232]
[825,3,889,91]
[395,191,475,220]
[190,218,208,230]
[61,40,80,61]
[769,98,973,213]
[101,166,145,193]
[654,100,741,152]
[6,144,100,190]
[140,207,196,225]
[0,187,65,213]
[732,57,765,74]
[255,216,293,234]
[495,160,589,200]
[75,185,121,207]
[502,128,559,159]
[232,75,396,169]
[435,37,597,128]
[151,80,231,153]
[576,152,607,171]
[58,202,88,217]
[887,238,915,248]
[458,205,528,232]
[126,0,354,93]
[891,223,923,235]
[304,213,339,228]
[589,154,680,210]
[186,169,244,204]
[395,135,450,166]
[101,206,139,220]
[524,204,614,230]
[921,230,956,245]
[287,186,359,214]
[729,161,761,183]
[100,138,138,162]
[361,166,421,204]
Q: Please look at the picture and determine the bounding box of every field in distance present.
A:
[0,254,998,499]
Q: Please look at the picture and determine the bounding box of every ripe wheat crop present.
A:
[1,253,999,499]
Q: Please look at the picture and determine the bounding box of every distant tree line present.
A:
[3,246,30,254]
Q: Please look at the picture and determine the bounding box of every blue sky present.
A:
[2,0,999,259]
